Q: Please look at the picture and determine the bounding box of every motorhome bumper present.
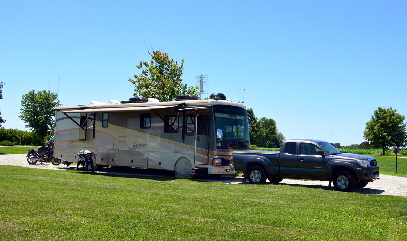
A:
[208,165,235,175]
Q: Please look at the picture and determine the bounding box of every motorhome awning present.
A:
[61,105,208,113]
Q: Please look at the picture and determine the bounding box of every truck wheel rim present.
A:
[336,175,349,189]
[250,170,261,182]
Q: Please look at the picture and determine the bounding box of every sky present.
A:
[1,0,407,146]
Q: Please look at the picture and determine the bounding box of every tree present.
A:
[0,82,5,126]
[256,117,285,148]
[363,107,407,155]
[128,51,199,102]
[247,108,285,148]
[19,90,60,141]
[246,108,259,144]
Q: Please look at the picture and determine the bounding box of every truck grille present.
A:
[370,160,377,166]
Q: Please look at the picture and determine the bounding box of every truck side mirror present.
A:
[316,151,325,156]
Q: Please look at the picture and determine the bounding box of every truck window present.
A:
[300,143,322,155]
[284,142,296,155]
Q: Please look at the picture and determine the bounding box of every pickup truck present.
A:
[232,139,379,192]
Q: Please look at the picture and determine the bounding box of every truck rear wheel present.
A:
[247,166,267,184]
[333,170,356,192]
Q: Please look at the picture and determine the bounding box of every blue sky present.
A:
[1,0,406,146]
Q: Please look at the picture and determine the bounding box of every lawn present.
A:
[0,146,37,154]
[0,166,406,240]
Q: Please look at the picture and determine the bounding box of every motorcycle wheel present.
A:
[27,153,39,165]
[51,158,61,165]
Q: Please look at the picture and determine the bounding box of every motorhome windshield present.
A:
[213,105,250,149]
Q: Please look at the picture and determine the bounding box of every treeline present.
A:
[0,128,41,146]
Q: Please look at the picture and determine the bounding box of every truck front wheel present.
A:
[247,166,267,184]
[333,170,356,192]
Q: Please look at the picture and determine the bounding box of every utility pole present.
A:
[196,74,208,99]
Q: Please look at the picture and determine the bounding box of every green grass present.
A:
[374,155,407,177]
[0,146,37,154]
[1,166,407,240]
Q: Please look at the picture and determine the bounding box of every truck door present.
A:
[297,143,326,178]
[279,142,298,176]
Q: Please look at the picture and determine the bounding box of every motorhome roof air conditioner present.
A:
[209,93,226,100]
[121,97,148,104]
[175,95,200,101]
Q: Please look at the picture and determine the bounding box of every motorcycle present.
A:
[75,150,95,172]
[26,140,61,165]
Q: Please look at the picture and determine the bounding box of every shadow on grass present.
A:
[73,166,176,181]
[272,181,385,195]
[68,166,387,194]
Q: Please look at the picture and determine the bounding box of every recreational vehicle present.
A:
[53,93,250,178]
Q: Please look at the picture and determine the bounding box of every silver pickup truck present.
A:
[232,139,380,192]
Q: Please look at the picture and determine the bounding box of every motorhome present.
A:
[54,93,250,178]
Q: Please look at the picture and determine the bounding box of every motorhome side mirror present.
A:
[316,151,325,156]
[216,129,223,139]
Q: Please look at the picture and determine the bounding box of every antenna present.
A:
[234,86,245,103]
[196,74,208,99]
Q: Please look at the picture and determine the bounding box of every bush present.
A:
[249,145,258,150]
[0,140,15,146]
[0,128,41,145]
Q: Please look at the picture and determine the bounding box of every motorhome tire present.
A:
[174,158,193,179]
[247,166,267,184]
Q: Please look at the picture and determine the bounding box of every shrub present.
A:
[0,128,41,145]
[0,140,15,146]
[249,145,258,150]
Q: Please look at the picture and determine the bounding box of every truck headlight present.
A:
[357,160,370,168]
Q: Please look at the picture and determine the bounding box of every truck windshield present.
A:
[213,105,250,149]
[318,142,341,155]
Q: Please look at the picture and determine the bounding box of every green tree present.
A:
[19,90,60,141]
[0,82,5,126]
[128,51,199,102]
[256,117,285,148]
[363,107,407,155]
[246,108,259,145]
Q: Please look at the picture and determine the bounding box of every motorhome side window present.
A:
[140,113,151,129]
[186,114,195,136]
[197,114,209,135]
[102,112,109,128]
[164,115,179,133]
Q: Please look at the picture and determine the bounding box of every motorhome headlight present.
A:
[357,159,370,168]
[212,158,223,166]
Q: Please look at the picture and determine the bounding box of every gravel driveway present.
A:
[1,154,406,197]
